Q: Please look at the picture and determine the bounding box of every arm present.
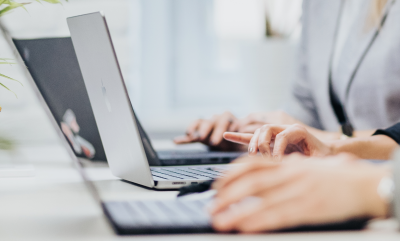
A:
[334,123,400,159]
[223,123,400,161]
[330,135,398,160]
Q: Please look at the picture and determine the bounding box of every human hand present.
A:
[223,124,332,161]
[232,111,342,141]
[174,111,242,150]
[209,154,390,233]
[174,111,298,148]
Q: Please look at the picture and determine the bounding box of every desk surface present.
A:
[1,142,400,241]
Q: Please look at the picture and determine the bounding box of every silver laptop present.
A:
[67,12,237,189]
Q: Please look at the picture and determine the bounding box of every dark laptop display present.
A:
[13,37,107,161]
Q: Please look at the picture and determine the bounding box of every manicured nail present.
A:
[249,147,253,153]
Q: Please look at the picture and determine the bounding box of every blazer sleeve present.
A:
[284,0,323,130]
[373,123,400,144]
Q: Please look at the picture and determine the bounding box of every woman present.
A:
[175,0,400,149]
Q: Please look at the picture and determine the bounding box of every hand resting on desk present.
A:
[209,154,390,233]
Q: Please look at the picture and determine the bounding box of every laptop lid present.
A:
[0,24,102,204]
[12,37,108,162]
[67,12,157,188]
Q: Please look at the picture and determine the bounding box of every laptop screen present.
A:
[13,37,107,162]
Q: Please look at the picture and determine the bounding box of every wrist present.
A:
[327,140,341,156]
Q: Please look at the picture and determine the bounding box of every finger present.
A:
[273,125,308,161]
[212,159,271,190]
[211,165,291,214]
[213,179,306,232]
[228,119,240,132]
[248,129,261,156]
[223,132,253,145]
[197,120,215,141]
[173,135,193,144]
[210,118,232,146]
[186,119,202,136]
[238,123,264,133]
[257,127,275,158]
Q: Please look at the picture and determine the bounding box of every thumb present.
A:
[223,132,253,145]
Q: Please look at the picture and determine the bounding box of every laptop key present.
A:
[151,170,184,180]
[150,172,179,180]
[161,200,209,226]
[161,168,208,180]
[191,167,223,176]
[134,201,174,226]
[105,202,137,228]
[176,168,216,179]
[157,169,199,179]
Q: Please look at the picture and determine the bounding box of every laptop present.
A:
[76,158,215,235]
[66,12,244,189]
[0,21,216,235]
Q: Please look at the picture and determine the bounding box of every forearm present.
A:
[307,128,377,141]
[329,135,398,160]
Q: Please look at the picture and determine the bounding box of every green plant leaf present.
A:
[0,73,23,86]
[0,136,15,150]
[0,82,17,98]
[0,2,30,17]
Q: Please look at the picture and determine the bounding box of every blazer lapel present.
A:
[332,0,379,102]
[309,0,344,131]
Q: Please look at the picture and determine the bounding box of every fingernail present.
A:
[249,147,253,153]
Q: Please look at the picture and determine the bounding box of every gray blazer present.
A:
[286,0,400,132]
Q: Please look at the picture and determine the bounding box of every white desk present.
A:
[1,142,400,241]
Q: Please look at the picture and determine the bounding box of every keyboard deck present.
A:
[103,198,212,234]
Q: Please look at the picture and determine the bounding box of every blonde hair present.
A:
[366,0,388,30]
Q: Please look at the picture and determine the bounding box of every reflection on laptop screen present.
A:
[13,37,107,162]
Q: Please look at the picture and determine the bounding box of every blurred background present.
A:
[0,0,302,146]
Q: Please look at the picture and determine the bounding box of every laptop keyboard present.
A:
[105,198,211,228]
[157,151,245,165]
[150,166,229,181]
